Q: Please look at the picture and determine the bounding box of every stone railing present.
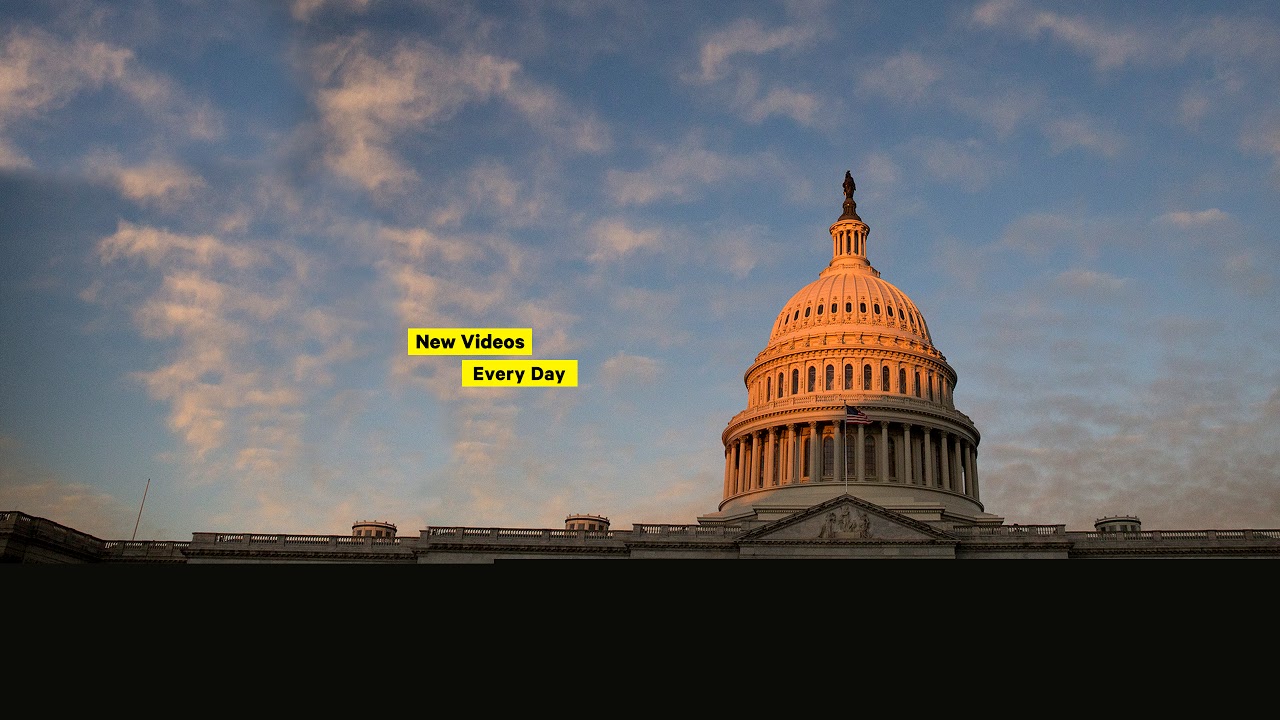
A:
[423,527,620,542]
[1067,529,1280,541]
[950,525,1066,537]
[632,524,744,537]
[1,510,108,555]
[191,532,406,548]
[100,540,191,560]
[726,393,972,431]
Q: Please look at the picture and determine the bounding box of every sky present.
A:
[1,0,1278,540]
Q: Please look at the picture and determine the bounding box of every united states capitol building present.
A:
[5,174,1278,562]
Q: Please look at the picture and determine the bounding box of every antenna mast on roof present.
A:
[131,478,150,542]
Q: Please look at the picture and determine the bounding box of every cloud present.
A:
[309,33,607,194]
[1043,116,1124,157]
[741,83,820,125]
[905,137,1003,191]
[604,137,793,207]
[98,220,264,269]
[971,0,1148,71]
[95,218,356,480]
[310,34,517,192]
[598,352,663,388]
[1155,209,1230,227]
[587,219,662,264]
[605,142,734,206]
[1054,268,1128,294]
[694,19,815,83]
[0,26,220,162]
[291,0,371,22]
[685,18,824,126]
[857,51,939,104]
[85,153,207,206]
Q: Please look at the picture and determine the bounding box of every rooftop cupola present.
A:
[827,170,875,276]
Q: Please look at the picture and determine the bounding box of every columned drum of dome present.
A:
[712,172,996,527]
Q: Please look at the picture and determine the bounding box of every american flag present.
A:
[844,405,872,425]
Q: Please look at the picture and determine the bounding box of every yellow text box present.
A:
[408,328,532,355]
[462,360,578,387]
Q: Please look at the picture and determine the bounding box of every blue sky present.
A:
[2,0,1278,538]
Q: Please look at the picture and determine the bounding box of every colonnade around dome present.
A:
[722,413,979,503]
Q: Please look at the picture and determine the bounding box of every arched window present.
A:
[766,376,771,401]
[927,372,934,401]
[888,306,895,318]
[887,435,897,477]
[845,302,852,313]
[863,364,872,390]
[864,433,877,478]
[803,437,810,478]
[807,366,816,392]
[825,364,834,391]
[914,371,921,397]
[804,307,811,318]
[844,363,853,390]
[831,303,837,314]
[874,303,881,315]
[881,366,890,391]
[778,372,785,398]
[792,369,800,395]
[899,368,907,394]
[822,437,834,479]
[845,428,856,471]
[860,301,867,313]
[817,304,824,316]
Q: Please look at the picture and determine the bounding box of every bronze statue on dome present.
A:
[840,170,860,220]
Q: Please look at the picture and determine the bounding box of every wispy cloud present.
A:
[0,27,219,167]
[587,219,663,265]
[857,51,939,104]
[694,18,815,83]
[1155,209,1230,227]
[905,137,1004,191]
[971,0,1148,71]
[598,352,662,388]
[685,17,824,126]
[309,32,607,194]
[1043,116,1124,157]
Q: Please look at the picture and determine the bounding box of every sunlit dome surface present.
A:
[767,268,934,349]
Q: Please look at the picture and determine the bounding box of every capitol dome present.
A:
[705,171,999,528]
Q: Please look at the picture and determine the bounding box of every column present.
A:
[788,423,800,485]
[923,428,934,488]
[953,435,963,493]
[723,446,732,497]
[808,421,820,482]
[969,445,980,500]
[765,427,777,487]
[748,432,759,490]
[855,423,865,482]
[939,432,950,491]
[876,421,888,483]
[835,419,846,486]
[901,423,913,484]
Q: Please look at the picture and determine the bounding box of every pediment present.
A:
[737,494,956,543]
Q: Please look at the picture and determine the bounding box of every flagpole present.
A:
[131,478,150,542]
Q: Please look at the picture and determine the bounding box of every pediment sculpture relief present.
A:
[817,506,871,539]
